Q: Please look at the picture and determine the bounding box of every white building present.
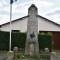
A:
[0,25,1,30]
[0,4,60,33]
[1,15,60,32]
[0,4,60,49]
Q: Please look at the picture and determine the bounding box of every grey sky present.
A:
[0,0,60,25]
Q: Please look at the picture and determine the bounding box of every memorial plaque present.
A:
[30,43,34,55]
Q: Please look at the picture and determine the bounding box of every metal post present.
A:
[9,4,12,51]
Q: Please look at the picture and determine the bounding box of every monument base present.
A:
[25,42,39,55]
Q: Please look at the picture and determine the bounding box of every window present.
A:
[12,30,20,32]
[0,25,1,28]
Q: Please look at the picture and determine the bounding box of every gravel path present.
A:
[56,53,60,60]
[0,53,6,60]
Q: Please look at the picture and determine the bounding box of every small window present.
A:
[12,30,20,32]
[39,31,48,34]
[0,25,1,28]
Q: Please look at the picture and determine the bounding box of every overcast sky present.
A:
[0,0,60,25]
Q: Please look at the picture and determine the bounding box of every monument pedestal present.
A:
[25,42,39,55]
[30,43,34,55]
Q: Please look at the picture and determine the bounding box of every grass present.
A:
[0,50,7,53]
[14,53,50,59]
[53,50,60,52]
[40,54,50,59]
[0,51,50,60]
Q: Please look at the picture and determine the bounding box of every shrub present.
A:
[40,54,50,59]
[0,31,52,51]
[38,33,52,52]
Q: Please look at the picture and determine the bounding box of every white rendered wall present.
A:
[0,28,1,31]
[1,16,60,32]
[38,17,60,32]
[1,17,28,32]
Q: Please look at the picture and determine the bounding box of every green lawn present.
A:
[0,50,7,53]
[53,49,60,52]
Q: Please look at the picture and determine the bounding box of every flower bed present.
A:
[14,53,50,60]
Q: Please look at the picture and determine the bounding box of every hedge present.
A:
[0,31,52,51]
[38,33,52,52]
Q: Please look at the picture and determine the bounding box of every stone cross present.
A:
[25,4,39,55]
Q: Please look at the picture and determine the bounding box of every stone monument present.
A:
[25,4,39,55]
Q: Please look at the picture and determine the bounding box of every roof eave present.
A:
[1,15,60,27]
